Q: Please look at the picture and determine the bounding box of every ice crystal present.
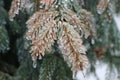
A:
[33,62,37,68]
[91,38,95,44]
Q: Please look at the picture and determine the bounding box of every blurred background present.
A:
[0,0,120,80]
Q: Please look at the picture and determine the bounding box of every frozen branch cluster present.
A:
[9,0,96,77]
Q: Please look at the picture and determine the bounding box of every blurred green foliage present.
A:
[0,6,9,52]
[0,0,120,80]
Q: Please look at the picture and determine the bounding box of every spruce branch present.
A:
[9,0,21,20]
[97,0,110,14]
[9,0,27,20]
[9,0,55,20]
[58,22,88,76]
[79,9,96,38]
[26,10,58,66]
[62,9,96,38]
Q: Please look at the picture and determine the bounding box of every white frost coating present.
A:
[91,38,95,44]
[38,55,42,60]
[76,70,87,80]
[114,15,120,31]
[33,62,37,68]
[97,8,104,14]
[9,18,14,21]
